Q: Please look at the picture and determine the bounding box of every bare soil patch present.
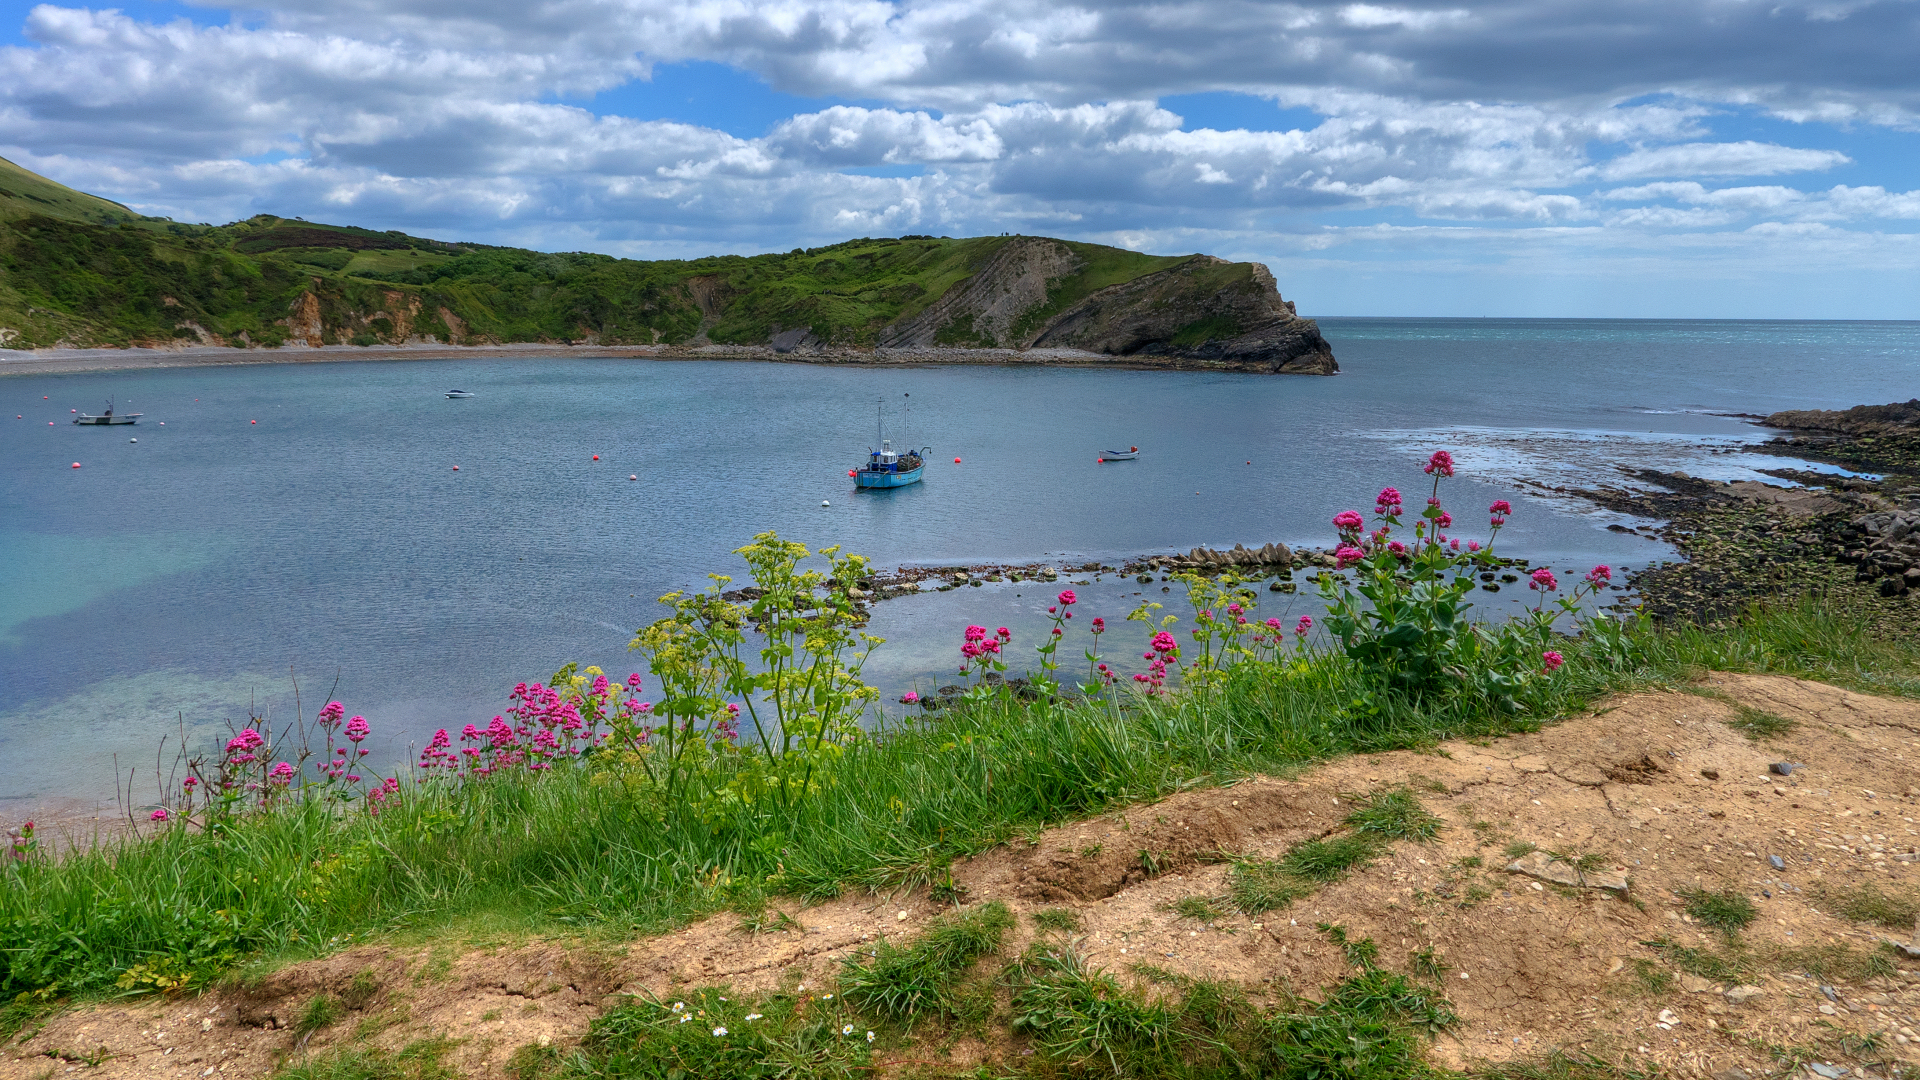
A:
[12,673,1920,1078]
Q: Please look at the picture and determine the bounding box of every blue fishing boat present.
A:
[852,398,927,489]
[855,440,926,489]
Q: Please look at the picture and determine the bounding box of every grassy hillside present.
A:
[0,155,147,226]
[0,160,1300,357]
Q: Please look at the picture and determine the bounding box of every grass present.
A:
[293,993,343,1039]
[1729,704,1797,739]
[835,902,1013,1021]
[576,986,869,1080]
[1166,896,1225,921]
[1008,926,1457,1080]
[1223,788,1441,916]
[273,1038,458,1080]
[1813,881,1920,930]
[5,597,1920,1007]
[1032,908,1083,933]
[1642,937,1895,985]
[1344,788,1444,841]
[1680,887,1759,935]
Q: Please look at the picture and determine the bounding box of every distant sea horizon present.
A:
[4,316,1916,811]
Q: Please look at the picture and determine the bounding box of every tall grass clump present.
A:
[5,455,1919,999]
[837,901,1013,1020]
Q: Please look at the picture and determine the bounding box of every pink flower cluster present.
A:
[960,625,1010,662]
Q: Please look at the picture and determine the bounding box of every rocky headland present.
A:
[0,158,1335,376]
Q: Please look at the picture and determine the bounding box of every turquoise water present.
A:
[4,319,1916,802]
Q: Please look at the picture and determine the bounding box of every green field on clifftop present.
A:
[0,157,1227,352]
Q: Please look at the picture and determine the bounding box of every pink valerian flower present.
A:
[591,674,610,696]
[1376,487,1403,515]
[1332,509,1365,532]
[344,716,370,743]
[1264,617,1283,631]
[1225,603,1243,617]
[1057,589,1077,606]
[150,808,168,821]
[182,776,197,790]
[1489,500,1512,515]
[317,701,345,727]
[1386,541,1408,558]
[997,628,1011,641]
[1295,616,1313,637]
[1091,617,1105,633]
[1542,650,1565,672]
[1435,512,1452,530]
[1334,546,1366,569]
[1490,515,1508,529]
[1586,564,1612,586]
[1449,538,1461,551]
[1150,631,1178,655]
[1467,541,1481,553]
[1424,450,1455,477]
[901,691,920,704]
[626,672,644,692]
[269,761,295,785]
[965,625,987,642]
[1530,568,1558,592]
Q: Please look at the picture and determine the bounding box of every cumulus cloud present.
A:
[0,0,1914,313]
[1594,141,1851,180]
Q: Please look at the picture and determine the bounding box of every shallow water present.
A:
[3,318,1916,803]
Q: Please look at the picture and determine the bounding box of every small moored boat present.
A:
[445,390,474,399]
[853,398,927,489]
[1098,446,1139,462]
[855,440,926,489]
[73,399,140,426]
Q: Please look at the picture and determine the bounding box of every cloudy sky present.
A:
[2,0,1917,317]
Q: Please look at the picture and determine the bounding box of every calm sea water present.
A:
[4,319,1916,805]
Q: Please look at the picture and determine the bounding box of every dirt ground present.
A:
[11,672,1920,1079]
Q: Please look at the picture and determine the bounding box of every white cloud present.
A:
[1594,142,1851,180]
[0,0,1913,316]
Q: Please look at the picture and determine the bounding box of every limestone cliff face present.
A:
[1030,256,1336,375]
[874,237,1336,374]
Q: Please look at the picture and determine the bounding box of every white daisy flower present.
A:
[866,1031,876,1043]
[713,1027,728,1037]
[678,1015,691,1024]
[842,1024,855,1036]
[744,1013,762,1022]
[671,1002,685,1013]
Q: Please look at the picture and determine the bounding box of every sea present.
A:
[3,318,1916,808]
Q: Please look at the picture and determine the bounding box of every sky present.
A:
[1,0,1918,318]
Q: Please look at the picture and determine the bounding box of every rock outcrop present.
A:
[876,237,1336,374]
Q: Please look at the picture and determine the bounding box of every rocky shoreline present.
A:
[1565,401,1920,633]
[0,340,1331,379]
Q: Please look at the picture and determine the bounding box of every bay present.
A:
[3,317,1915,804]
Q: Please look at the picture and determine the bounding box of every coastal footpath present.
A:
[0,156,1335,376]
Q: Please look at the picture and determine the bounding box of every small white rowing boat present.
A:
[445,390,474,399]
[1098,446,1139,462]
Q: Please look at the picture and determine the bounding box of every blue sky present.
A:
[1,0,1917,317]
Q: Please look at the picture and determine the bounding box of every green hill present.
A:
[0,159,1336,373]
[0,155,148,226]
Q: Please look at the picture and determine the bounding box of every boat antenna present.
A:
[876,398,883,448]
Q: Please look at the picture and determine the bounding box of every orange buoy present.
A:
[592,454,600,460]
[452,465,459,471]
[70,462,80,469]
[629,474,638,480]
[1098,458,1105,463]
[251,420,257,424]
[953,457,961,463]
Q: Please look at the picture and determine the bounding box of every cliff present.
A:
[0,158,1334,373]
